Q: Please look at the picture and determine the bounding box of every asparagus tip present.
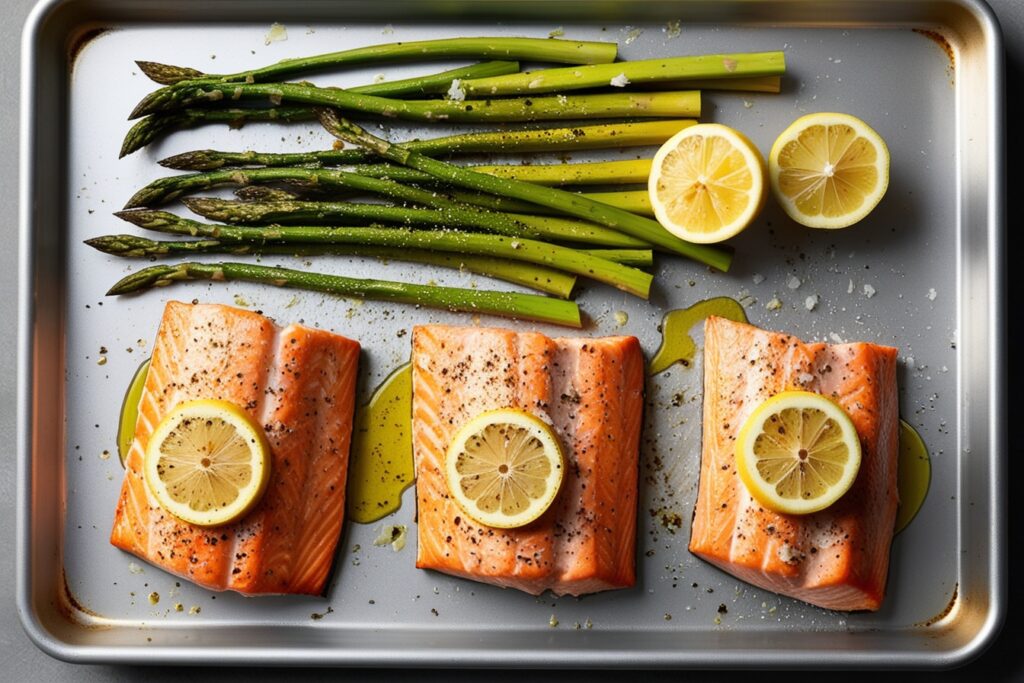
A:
[106,263,193,295]
[158,150,224,171]
[135,61,206,85]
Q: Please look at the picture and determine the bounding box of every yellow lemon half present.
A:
[648,123,767,244]
[769,112,889,229]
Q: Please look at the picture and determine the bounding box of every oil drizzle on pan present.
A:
[648,297,748,376]
[117,357,151,467]
[895,420,931,534]
[346,363,414,524]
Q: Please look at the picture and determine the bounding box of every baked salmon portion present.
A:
[412,325,644,596]
[689,317,899,611]
[110,301,360,596]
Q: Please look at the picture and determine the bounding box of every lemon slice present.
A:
[769,112,889,229]
[445,408,565,529]
[144,399,271,527]
[648,123,767,244]
[735,391,862,515]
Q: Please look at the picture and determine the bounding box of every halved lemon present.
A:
[648,123,767,244]
[445,408,565,529]
[769,112,889,229]
[144,399,271,527]
[735,391,862,515]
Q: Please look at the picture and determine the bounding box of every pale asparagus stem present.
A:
[158,120,696,171]
[137,37,618,85]
[126,168,647,248]
[106,261,583,328]
[316,110,732,271]
[130,79,700,121]
[459,52,786,96]
[339,159,651,186]
[114,209,653,298]
[84,234,577,298]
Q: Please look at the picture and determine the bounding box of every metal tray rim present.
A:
[16,0,1008,668]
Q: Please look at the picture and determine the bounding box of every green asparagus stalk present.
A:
[84,234,577,298]
[121,61,519,157]
[106,261,583,328]
[229,184,655,219]
[137,37,617,85]
[340,159,652,186]
[316,110,732,270]
[158,120,696,171]
[121,107,315,158]
[345,60,519,97]
[459,52,785,97]
[581,190,654,217]
[130,78,700,122]
[179,197,646,247]
[126,169,646,247]
[579,249,653,268]
[115,209,653,298]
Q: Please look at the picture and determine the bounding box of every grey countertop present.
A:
[2,1,1020,679]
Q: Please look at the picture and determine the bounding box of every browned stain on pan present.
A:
[58,569,109,629]
[919,583,959,627]
[913,28,956,71]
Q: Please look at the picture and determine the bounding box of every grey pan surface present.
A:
[2,0,1020,679]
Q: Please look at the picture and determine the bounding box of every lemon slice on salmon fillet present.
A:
[735,391,862,515]
[648,123,767,244]
[144,399,271,527]
[445,408,565,529]
[769,112,889,228]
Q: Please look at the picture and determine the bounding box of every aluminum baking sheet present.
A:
[18,0,1005,668]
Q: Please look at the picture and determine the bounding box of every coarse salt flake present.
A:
[847,279,854,294]
[264,22,287,45]
[752,273,765,285]
[927,288,937,301]
[787,275,801,290]
[805,294,819,310]
[609,73,631,87]
[829,332,844,343]
[863,284,876,298]
[446,79,466,101]
[766,297,783,311]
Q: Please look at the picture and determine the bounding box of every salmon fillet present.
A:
[411,325,644,597]
[689,317,899,611]
[110,301,360,596]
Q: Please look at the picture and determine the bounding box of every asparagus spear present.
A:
[228,184,655,219]
[180,197,647,247]
[345,60,519,97]
[130,79,700,122]
[106,261,583,328]
[127,169,646,247]
[137,37,617,85]
[85,234,577,299]
[158,120,696,171]
[121,107,315,158]
[338,159,652,186]
[316,110,732,271]
[579,249,653,268]
[115,209,653,298]
[121,61,520,157]
[458,52,786,96]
